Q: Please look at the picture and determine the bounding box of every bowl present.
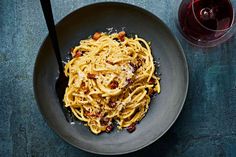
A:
[34,2,189,155]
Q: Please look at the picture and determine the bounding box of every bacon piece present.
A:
[127,123,136,133]
[87,73,96,79]
[106,125,113,133]
[81,82,88,93]
[149,78,156,84]
[108,100,116,108]
[118,31,126,41]
[148,88,155,96]
[100,117,109,125]
[109,80,119,89]
[92,32,101,40]
[85,111,100,117]
[74,51,82,58]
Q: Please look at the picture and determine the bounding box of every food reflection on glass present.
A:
[63,31,161,134]
[178,0,235,47]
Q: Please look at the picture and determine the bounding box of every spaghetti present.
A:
[63,31,160,134]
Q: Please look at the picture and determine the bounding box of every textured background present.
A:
[0,0,236,157]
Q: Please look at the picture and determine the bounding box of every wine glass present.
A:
[175,0,236,47]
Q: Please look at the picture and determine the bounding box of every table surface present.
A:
[1,0,236,156]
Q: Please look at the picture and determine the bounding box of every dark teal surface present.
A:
[0,0,236,156]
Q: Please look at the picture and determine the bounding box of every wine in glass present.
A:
[176,0,236,47]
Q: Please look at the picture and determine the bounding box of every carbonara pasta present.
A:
[63,31,160,134]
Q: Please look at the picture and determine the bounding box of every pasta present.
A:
[63,31,160,134]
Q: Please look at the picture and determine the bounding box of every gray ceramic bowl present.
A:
[34,2,189,155]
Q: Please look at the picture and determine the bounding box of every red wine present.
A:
[178,0,234,42]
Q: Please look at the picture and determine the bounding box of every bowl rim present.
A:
[33,1,189,155]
